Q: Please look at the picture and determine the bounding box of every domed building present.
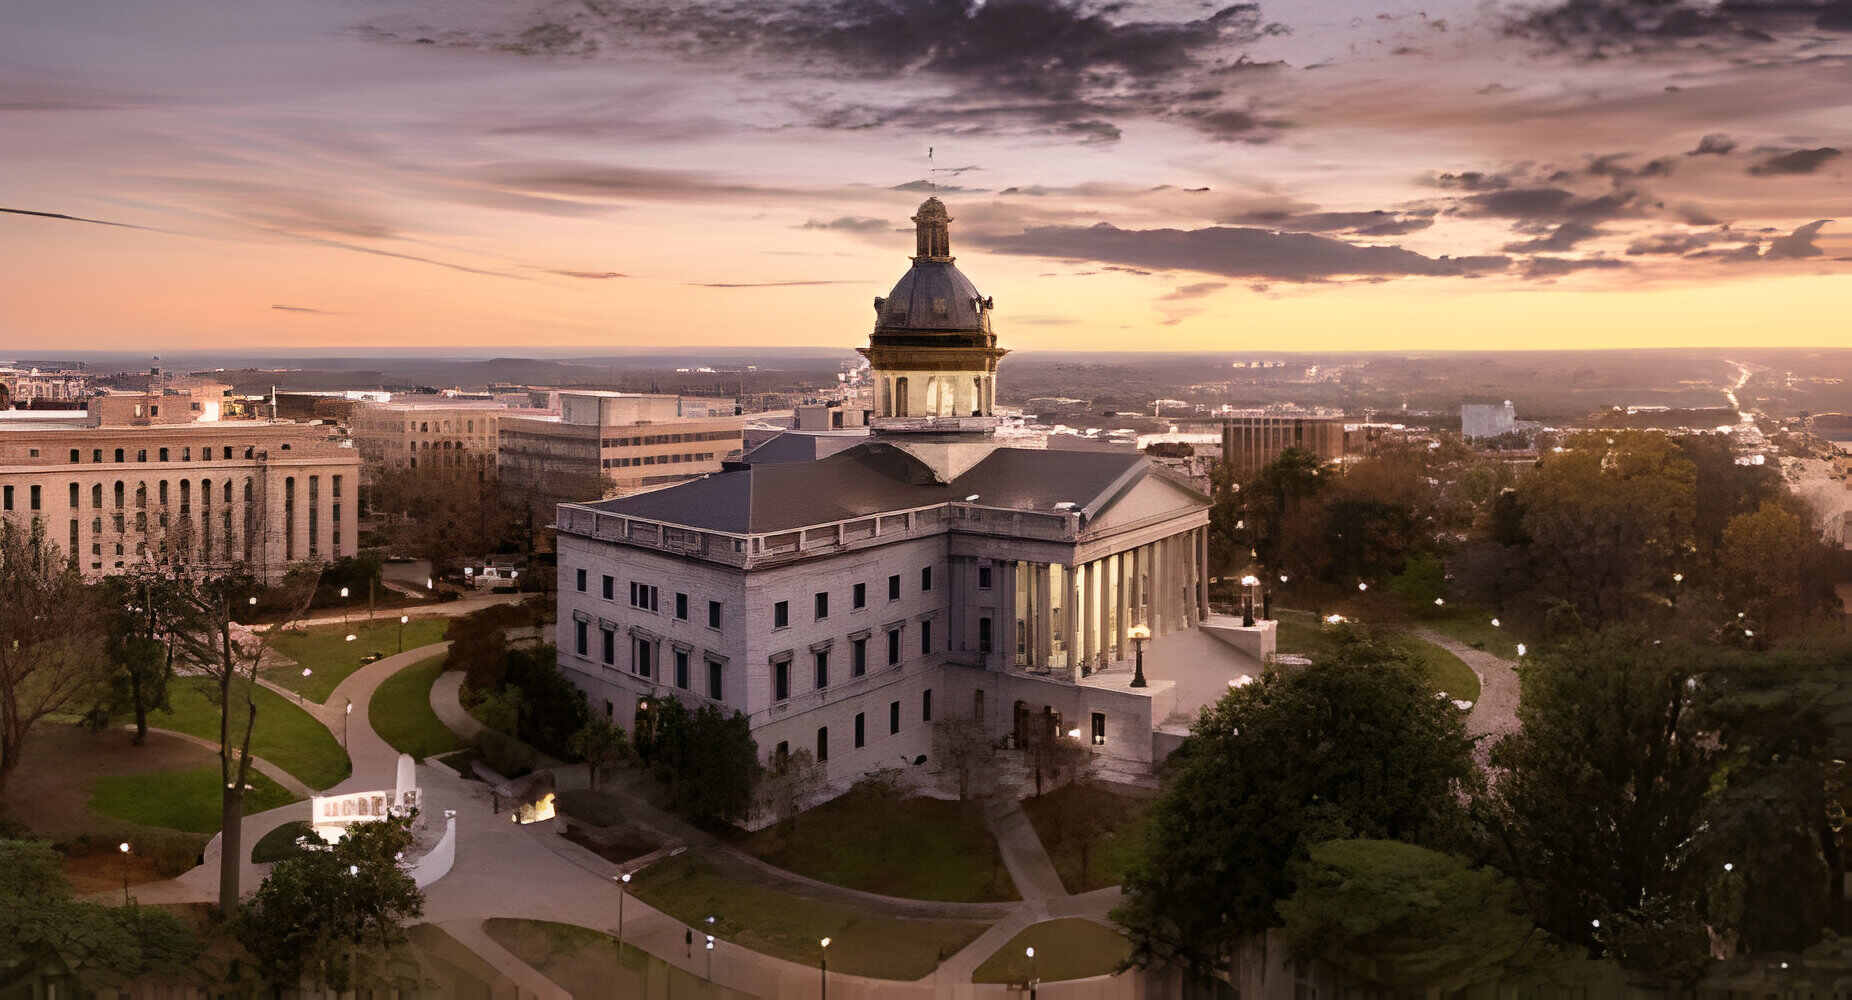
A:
[553,199,1252,816]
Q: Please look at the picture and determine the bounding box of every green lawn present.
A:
[1020,783,1152,894]
[628,854,990,980]
[970,919,1131,984]
[369,654,462,760]
[485,919,754,1000]
[1421,607,1523,660]
[1273,610,1481,703]
[251,820,316,863]
[740,783,1016,902]
[157,675,351,790]
[267,617,451,703]
[90,765,297,834]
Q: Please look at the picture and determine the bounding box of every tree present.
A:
[569,716,629,790]
[367,466,518,579]
[757,746,826,841]
[644,697,760,825]
[166,568,319,914]
[1278,839,1564,992]
[1717,499,1833,636]
[931,717,999,801]
[1022,722,1091,799]
[1480,628,1718,977]
[0,838,199,990]
[1115,631,1475,976]
[0,521,106,798]
[237,814,424,991]
[98,569,180,745]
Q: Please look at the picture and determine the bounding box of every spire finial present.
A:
[912,198,952,261]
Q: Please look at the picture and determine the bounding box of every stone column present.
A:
[1096,559,1112,669]
[1115,552,1130,662]
[1153,537,1168,635]
[1035,563,1052,671]
[999,561,1018,671]
[1066,563,1083,681]
[1197,526,1211,618]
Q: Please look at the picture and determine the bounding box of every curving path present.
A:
[1412,628,1521,756]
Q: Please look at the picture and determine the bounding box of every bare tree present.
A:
[168,567,320,914]
[0,522,106,797]
[757,747,825,843]
[1023,724,1093,799]
[932,717,999,801]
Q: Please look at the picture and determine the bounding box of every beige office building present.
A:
[499,392,744,499]
[349,399,521,475]
[1217,412,1347,479]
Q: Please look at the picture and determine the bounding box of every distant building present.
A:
[1462,401,1518,440]
[349,398,530,476]
[555,198,1225,806]
[0,407,359,581]
[0,367,90,405]
[1216,413,1347,479]
[498,391,744,500]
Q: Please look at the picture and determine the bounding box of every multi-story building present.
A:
[0,409,360,581]
[1461,400,1519,440]
[498,392,744,499]
[0,367,91,405]
[555,199,1232,805]
[1214,412,1347,479]
[349,398,525,475]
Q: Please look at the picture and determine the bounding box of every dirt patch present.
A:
[63,848,169,895]
[2,723,217,837]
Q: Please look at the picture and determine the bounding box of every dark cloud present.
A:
[1502,221,1604,253]
[478,161,804,201]
[1160,281,1228,300]
[1587,153,1674,182]
[1749,148,1842,176]
[548,270,628,279]
[1520,256,1629,279]
[1625,229,1735,255]
[891,179,987,194]
[1222,209,1435,237]
[976,221,1510,282]
[1101,264,1154,276]
[270,304,335,314]
[1765,219,1833,258]
[799,216,890,233]
[0,206,156,231]
[1507,0,1852,53]
[688,280,870,288]
[1429,171,1511,192]
[1688,133,1737,156]
[1063,119,1124,143]
[1459,187,1641,223]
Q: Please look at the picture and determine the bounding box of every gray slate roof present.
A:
[877,259,986,333]
[740,429,870,465]
[583,441,1151,534]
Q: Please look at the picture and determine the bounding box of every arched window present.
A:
[113,481,124,508]
[91,484,102,509]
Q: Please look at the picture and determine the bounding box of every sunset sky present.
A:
[5,0,1852,353]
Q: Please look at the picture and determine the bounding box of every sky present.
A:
[4,0,1852,354]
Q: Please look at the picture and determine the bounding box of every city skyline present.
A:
[5,0,1852,353]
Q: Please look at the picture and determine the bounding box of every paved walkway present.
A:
[243,591,523,632]
[129,725,316,799]
[981,797,1067,902]
[1413,628,1521,757]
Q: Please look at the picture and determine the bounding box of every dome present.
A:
[875,259,989,333]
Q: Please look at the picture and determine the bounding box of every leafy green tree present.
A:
[1278,839,1563,992]
[1480,628,1717,977]
[0,838,199,990]
[237,815,424,991]
[569,716,630,790]
[1672,433,1781,561]
[1115,630,1475,975]
[98,570,180,744]
[1717,499,1834,637]
[0,522,106,798]
[644,697,760,825]
[500,644,590,759]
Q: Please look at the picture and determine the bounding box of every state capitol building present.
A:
[554,199,1254,804]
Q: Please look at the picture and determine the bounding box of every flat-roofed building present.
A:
[350,398,532,475]
[1216,412,1347,479]
[498,392,745,500]
[0,410,359,581]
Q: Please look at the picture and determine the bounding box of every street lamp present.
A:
[1128,624,1151,688]
[1239,574,1259,627]
[705,935,715,981]
[615,871,631,955]
[398,614,409,653]
[340,586,350,627]
[343,698,352,748]
[1026,945,1038,1000]
[118,841,132,906]
[298,667,311,703]
[820,936,831,1000]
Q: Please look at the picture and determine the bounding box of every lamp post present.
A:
[340,586,350,627]
[1026,945,1038,1000]
[705,935,714,981]
[298,667,311,703]
[819,936,831,1000]
[1128,624,1150,688]
[398,614,408,653]
[1239,574,1259,627]
[118,841,132,906]
[615,872,631,955]
[343,698,352,747]
[1671,571,1683,610]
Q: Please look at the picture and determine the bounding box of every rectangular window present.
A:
[854,712,865,749]
[852,582,866,609]
[921,566,932,592]
[707,660,724,701]
[68,482,78,508]
[774,660,790,701]
[604,575,615,600]
[1091,711,1107,746]
[675,592,689,620]
[30,484,40,512]
[601,627,615,665]
[2,485,10,510]
[774,600,789,629]
[576,568,587,592]
[69,449,79,463]
[888,574,900,601]
[920,620,933,655]
[979,616,993,653]
[922,688,933,723]
[816,726,828,763]
[889,700,900,735]
[631,638,653,678]
[629,583,658,611]
[708,600,722,629]
[978,564,993,589]
[675,649,690,689]
[814,650,829,689]
[887,629,901,666]
[814,591,828,620]
[852,637,867,677]
[574,620,588,657]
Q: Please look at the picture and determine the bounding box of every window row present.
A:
[771,620,934,701]
[600,430,737,448]
[62,444,272,464]
[771,568,935,629]
[777,690,932,764]
[571,619,726,701]
[601,452,715,470]
[573,569,724,629]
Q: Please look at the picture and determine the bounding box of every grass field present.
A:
[970,919,1131,984]
[158,675,350,790]
[485,919,754,1000]
[267,617,451,703]
[1020,783,1152,894]
[628,854,990,980]
[1422,607,1523,660]
[1273,610,1481,703]
[740,783,1016,902]
[369,654,462,760]
[90,765,296,834]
